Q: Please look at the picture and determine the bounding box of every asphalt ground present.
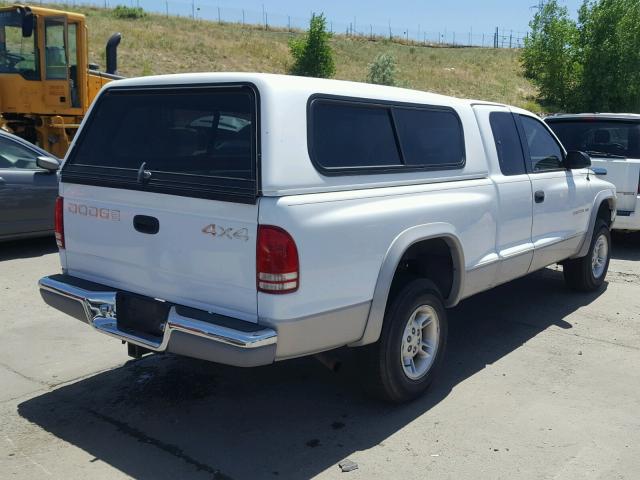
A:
[1,233,639,479]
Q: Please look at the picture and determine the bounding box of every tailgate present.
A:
[591,158,640,212]
[61,185,258,321]
[59,84,260,322]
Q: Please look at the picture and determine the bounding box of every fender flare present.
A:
[349,223,465,347]
[573,189,616,259]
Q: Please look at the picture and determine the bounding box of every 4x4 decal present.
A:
[201,224,249,241]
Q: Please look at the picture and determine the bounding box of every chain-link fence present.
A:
[38,0,528,48]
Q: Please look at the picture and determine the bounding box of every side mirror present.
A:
[36,156,60,171]
[21,11,34,38]
[565,150,591,169]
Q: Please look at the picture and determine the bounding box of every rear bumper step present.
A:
[38,274,277,367]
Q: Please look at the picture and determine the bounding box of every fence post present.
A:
[509,30,513,48]
[165,0,168,17]
[242,9,245,26]
[218,7,221,24]
[388,20,392,40]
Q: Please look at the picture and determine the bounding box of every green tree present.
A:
[289,13,335,78]
[521,0,579,110]
[578,0,640,111]
[523,0,640,112]
[366,53,397,86]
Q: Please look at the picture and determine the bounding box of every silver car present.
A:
[0,130,60,241]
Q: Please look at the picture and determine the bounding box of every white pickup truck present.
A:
[546,114,640,232]
[39,73,616,402]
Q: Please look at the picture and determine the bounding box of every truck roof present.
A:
[103,72,503,109]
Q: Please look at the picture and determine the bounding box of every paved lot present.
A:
[0,234,639,479]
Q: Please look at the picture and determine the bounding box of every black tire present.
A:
[563,221,611,291]
[359,279,448,403]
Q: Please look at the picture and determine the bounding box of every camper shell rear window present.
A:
[63,84,259,204]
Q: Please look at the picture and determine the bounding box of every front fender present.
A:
[349,223,465,347]
[573,188,616,259]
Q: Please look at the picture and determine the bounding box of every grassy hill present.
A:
[40,3,539,110]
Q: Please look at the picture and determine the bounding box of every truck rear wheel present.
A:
[563,221,611,291]
[361,279,448,403]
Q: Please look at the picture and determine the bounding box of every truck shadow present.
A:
[18,268,604,480]
[0,236,57,261]
[612,231,640,261]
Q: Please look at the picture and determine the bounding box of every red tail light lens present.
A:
[55,196,64,249]
[257,225,299,294]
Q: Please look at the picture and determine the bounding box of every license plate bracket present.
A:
[116,292,170,338]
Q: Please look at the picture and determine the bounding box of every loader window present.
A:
[63,86,259,204]
[0,10,39,79]
[68,23,80,107]
[45,18,67,80]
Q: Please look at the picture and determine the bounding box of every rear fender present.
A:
[349,223,465,347]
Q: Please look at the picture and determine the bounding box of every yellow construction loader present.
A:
[0,4,121,157]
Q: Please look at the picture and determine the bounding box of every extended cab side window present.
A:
[519,115,564,172]
[489,112,526,176]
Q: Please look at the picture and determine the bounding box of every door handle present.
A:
[0,176,5,185]
[133,215,159,234]
[534,190,545,203]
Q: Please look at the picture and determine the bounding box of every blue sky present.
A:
[127,0,584,45]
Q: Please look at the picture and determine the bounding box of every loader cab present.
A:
[0,6,86,114]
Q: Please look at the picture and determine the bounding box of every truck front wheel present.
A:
[563,221,611,291]
[361,279,448,403]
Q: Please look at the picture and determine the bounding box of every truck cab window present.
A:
[45,18,67,80]
[520,115,564,172]
[0,10,39,79]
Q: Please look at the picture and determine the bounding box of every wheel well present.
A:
[389,238,455,303]
[596,200,613,227]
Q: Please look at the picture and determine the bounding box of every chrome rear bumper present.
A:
[38,274,277,367]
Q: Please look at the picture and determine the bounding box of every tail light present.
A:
[55,196,65,249]
[257,225,299,294]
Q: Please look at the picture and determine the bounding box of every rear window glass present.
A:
[64,86,257,203]
[547,120,640,158]
[309,98,465,172]
[489,112,526,176]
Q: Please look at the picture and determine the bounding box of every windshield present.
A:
[548,120,640,159]
[0,10,39,79]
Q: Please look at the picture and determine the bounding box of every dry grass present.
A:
[25,3,540,109]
